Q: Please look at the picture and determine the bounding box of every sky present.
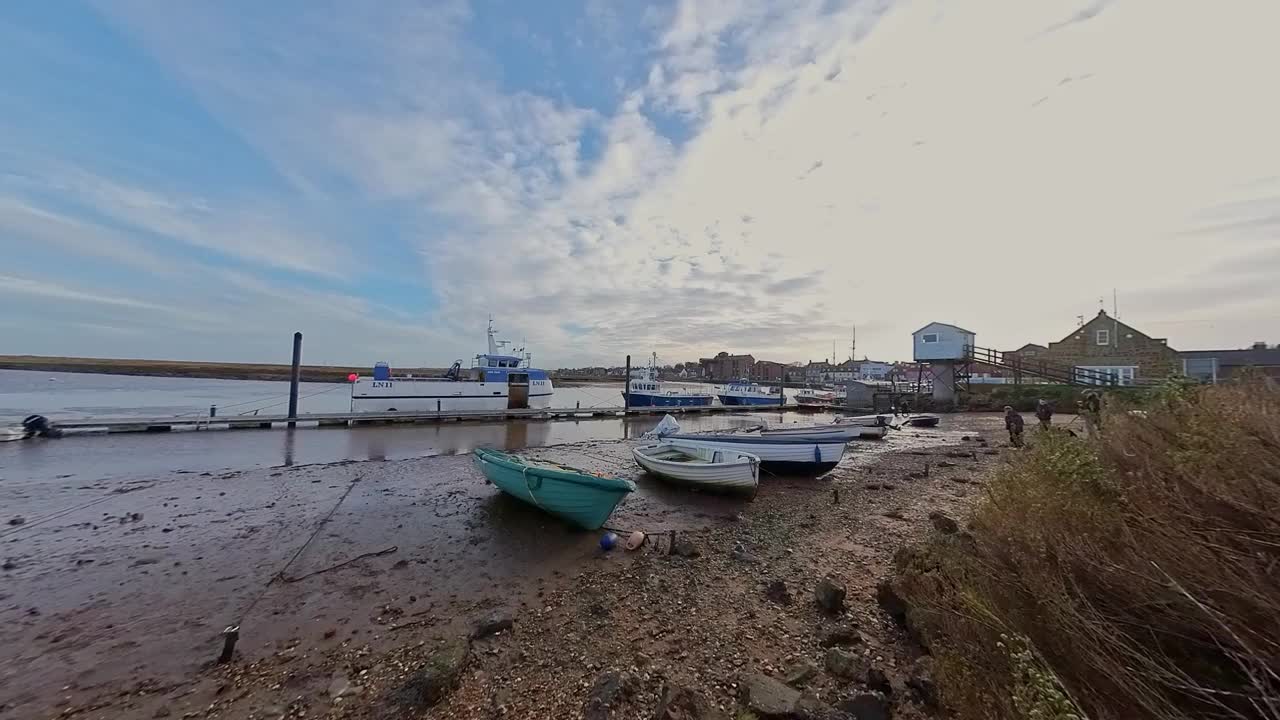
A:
[2,0,1278,368]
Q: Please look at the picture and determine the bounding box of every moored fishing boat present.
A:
[795,387,840,410]
[351,319,553,413]
[834,414,892,427]
[905,413,941,427]
[716,381,784,406]
[625,353,714,407]
[472,447,635,530]
[631,443,759,495]
[662,433,845,473]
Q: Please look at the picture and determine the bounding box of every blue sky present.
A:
[2,0,1278,367]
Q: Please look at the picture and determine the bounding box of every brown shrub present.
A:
[893,379,1280,720]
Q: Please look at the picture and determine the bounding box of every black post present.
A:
[287,332,302,426]
[209,404,217,418]
[624,355,631,411]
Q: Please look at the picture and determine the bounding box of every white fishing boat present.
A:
[663,433,846,473]
[1,426,28,442]
[631,443,759,495]
[350,319,554,413]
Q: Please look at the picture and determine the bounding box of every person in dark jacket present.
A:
[1035,399,1054,431]
[1004,405,1025,447]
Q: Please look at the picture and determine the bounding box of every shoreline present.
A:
[0,414,1008,719]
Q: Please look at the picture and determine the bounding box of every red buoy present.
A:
[347,373,358,382]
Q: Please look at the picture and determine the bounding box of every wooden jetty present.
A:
[51,403,801,435]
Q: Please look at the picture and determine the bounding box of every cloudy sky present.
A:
[2,0,1277,368]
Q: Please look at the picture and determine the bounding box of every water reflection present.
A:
[3,410,837,486]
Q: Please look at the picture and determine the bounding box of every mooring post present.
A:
[287,332,303,427]
[209,404,217,418]
[623,355,631,411]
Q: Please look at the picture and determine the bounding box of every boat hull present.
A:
[632,443,758,495]
[718,395,783,406]
[758,425,861,442]
[663,434,845,473]
[352,378,554,413]
[906,414,941,427]
[625,392,714,407]
[472,448,634,530]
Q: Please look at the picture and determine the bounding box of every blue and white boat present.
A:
[350,319,554,413]
[717,381,784,406]
[625,354,714,408]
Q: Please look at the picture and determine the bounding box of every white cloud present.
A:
[36,0,1280,365]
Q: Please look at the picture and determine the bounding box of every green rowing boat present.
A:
[472,447,636,530]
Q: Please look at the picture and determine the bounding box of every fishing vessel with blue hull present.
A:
[351,320,554,413]
[625,353,714,408]
[472,447,635,530]
[717,381,784,406]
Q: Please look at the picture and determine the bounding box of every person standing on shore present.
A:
[1035,399,1054,431]
[1080,390,1103,439]
[1004,405,1025,447]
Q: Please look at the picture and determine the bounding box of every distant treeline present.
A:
[0,355,445,383]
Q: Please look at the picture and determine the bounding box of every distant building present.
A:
[700,351,756,381]
[804,360,832,383]
[912,322,976,362]
[753,360,786,382]
[1179,342,1280,383]
[1041,309,1177,386]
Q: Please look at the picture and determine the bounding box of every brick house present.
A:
[753,360,786,382]
[699,352,756,381]
[1041,309,1178,385]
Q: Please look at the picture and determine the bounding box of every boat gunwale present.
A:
[473,447,636,493]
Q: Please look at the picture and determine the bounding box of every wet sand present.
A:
[0,413,1020,719]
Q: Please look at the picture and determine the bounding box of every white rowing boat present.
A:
[758,424,862,442]
[663,434,846,473]
[632,443,759,495]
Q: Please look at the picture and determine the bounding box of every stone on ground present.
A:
[783,660,819,688]
[824,647,863,679]
[471,612,515,639]
[387,638,470,709]
[815,578,847,615]
[654,683,729,720]
[927,511,958,534]
[765,580,793,606]
[836,691,891,720]
[742,673,801,717]
[583,671,639,720]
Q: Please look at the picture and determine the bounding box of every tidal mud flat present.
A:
[0,414,1013,719]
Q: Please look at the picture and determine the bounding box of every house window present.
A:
[1075,365,1136,386]
[1095,329,1110,345]
[921,333,939,344]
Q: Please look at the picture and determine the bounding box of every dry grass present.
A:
[893,378,1280,720]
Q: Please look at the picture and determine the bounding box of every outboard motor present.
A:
[21,414,62,439]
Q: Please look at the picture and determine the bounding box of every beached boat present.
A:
[834,414,892,427]
[716,381,784,406]
[662,434,846,473]
[626,354,714,407]
[351,319,554,413]
[905,414,941,428]
[472,447,635,530]
[757,424,863,442]
[631,443,759,495]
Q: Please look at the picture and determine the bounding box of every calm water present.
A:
[0,369,820,483]
[0,369,658,421]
